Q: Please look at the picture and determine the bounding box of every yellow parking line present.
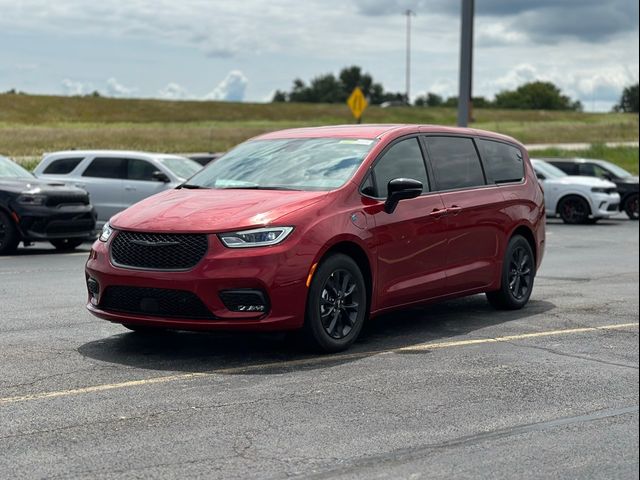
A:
[1,322,637,406]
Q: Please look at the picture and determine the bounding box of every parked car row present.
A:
[0,141,637,256]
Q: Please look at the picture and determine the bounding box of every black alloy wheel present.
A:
[319,269,360,340]
[624,194,639,220]
[486,235,535,310]
[558,196,590,224]
[304,254,367,352]
[507,245,533,301]
[0,211,20,255]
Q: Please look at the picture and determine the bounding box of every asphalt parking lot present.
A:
[1,216,638,479]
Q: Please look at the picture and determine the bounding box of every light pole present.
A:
[405,9,415,105]
[457,0,474,126]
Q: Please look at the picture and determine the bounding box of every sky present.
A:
[0,0,638,111]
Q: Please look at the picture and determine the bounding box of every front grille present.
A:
[111,231,208,270]
[46,193,90,207]
[100,286,215,319]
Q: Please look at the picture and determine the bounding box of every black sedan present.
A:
[0,155,97,254]
[544,157,639,220]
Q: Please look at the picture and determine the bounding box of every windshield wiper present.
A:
[178,183,209,189]
[219,185,302,191]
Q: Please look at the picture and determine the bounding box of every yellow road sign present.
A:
[347,87,368,120]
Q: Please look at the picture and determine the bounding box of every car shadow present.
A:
[5,242,91,256]
[546,216,629,227]
[77,295,555,375]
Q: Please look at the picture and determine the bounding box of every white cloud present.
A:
[61,78,88,96]
[105,77,136,97]
[158,82,190,100]
[205,70,248,102]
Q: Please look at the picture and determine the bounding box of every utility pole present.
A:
[405,9,415,105]
[457,0,474,126]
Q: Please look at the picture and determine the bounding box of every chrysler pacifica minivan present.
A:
[85,125,545,352]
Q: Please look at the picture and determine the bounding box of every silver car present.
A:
[34,150,202,227]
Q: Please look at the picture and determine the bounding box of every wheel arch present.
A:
[311,239,374,316]
[509,224,538,270]
[556,192,593,215]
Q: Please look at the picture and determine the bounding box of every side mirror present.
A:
[384,178,423,214]
[152,170,170,183]
[602,173,613,181]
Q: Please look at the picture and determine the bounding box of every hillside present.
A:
[0,93,638,158]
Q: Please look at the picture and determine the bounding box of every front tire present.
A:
[624,194,639,220]
[50,238,84,250]
[303,254,367,353]
[558,195,590,224]
[0,211,20,255]
[486,235,535,310]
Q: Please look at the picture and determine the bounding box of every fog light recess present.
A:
[219,289,269,313]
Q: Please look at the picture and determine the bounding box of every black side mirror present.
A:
[152,170,170,183]
[384,178,423,214]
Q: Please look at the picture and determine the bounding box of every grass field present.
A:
[1,93,638,173]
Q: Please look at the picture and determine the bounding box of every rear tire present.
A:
[50,238,84,250]
[303,254,367,353]
[624,194,639,220]
[558,195,590,224]
[486,235,535,310]
[0,211,20,255]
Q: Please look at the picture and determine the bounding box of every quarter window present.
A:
[42,157,83,175]
[477,139,524,183]
[372,138,429,197]
[425,136,485,190]
[82,158,127,179]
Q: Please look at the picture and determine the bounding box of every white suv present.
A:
[531,159,620,224]
[34,151,202,228]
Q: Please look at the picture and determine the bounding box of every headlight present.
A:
[16,193,47,206]
[99,223,114,242]
[591,187,610,193]
[218,226,293,248]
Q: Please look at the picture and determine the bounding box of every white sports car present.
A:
[531,159,620,224]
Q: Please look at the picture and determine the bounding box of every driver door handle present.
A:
[124,186,137,191]
[428,208,448,219]
[447,205,463,215]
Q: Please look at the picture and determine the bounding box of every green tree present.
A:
[494,81,581,110]
[614,83,639,113]
[272,65,402,105]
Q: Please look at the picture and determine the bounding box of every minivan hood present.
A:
[110,188,329,233]
[546,176,617,188]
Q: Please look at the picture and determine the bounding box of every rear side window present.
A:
[478,139,524,183]
[42,157,83,175]
[553,162,579,175]
[425,136,485,190]
[371,138,429,197]
[127,159,158,181]
[82,158,127,179]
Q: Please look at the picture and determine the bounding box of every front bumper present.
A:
[590,192,620,218]
[85,233,311,331]
[14,204,97,241]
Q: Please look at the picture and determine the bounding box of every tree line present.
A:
[272,66,639,113]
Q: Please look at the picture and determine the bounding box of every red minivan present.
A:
[86,125,545,352]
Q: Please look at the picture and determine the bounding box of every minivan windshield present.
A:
[184,138,376,191]
[0,155,34,178]
[534,160,567,179]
